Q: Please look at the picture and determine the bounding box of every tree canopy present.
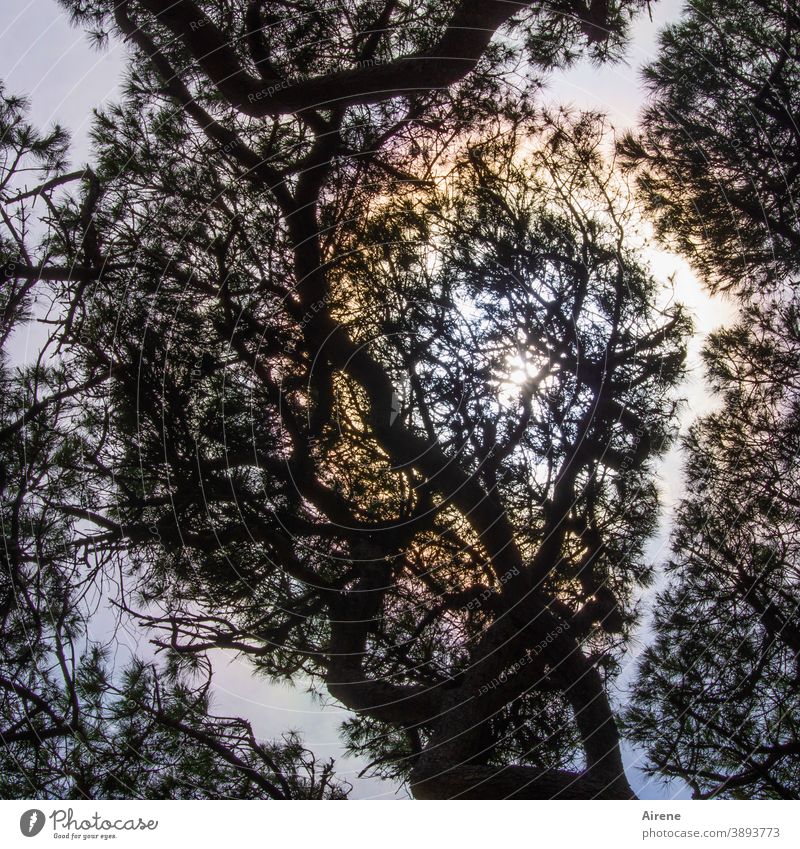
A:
[627,296,800,799]
[2,0,799,800]
[621,0,800,798]
[619,0,800,295]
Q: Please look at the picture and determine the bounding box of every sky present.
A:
[0,0,736,800]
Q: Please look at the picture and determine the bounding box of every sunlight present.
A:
[497,352,555,407]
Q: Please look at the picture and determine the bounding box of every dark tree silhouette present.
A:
[620,0,800,798]
[618,0,800,295]
[627,297,800,798]
[0,90,345,799]
[2,0,688,800]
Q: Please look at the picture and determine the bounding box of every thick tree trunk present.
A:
[405,606,637,800]
[410,763,636,799]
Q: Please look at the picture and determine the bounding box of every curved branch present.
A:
[135,0,530,116]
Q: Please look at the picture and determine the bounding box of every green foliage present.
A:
[627,296,800,798]
[2,0,690,800]
[54,99,687,784]
[621,0,800,799]
[0,314,346,800]
[619,0,800,295]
